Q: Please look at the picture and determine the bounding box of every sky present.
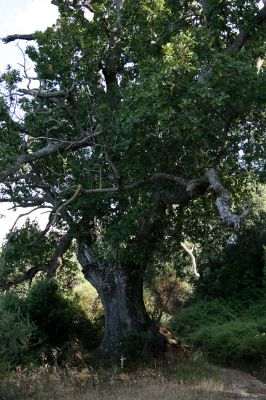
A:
[0,0,58,244]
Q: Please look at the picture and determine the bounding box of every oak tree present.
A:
[0,0,265,356]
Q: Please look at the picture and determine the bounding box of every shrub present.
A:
[188,318,266,366]
[118,332,152,361]
[170,297,266,370]
[169,298,239,337]
[0,293,36,367]
[26,278,103,361]
[198,216,266,301]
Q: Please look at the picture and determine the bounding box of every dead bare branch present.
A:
[9,206,44,233]
[181,242,200,278]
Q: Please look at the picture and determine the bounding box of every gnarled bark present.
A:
[77,240,166,357]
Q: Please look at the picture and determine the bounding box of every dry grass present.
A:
[0,360,247,400]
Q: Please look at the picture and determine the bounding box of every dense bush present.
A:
[26,279,103,361]
[118,331,153,361]
[169,298,240,337]
[0,279,104,367]
[188,318,266,366]
[0,293,36,367]
[198,216,266,301]
[170,297,266,370]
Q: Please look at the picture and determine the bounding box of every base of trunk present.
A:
[77,243,188,363]
[95,324,188,364]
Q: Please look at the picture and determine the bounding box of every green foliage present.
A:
[26,279,102,359]
[0,220,80,291]
[0,221,53,283]
[118,332,152,361]
[188,317,266,367]
[169,298,240,337]
[0,65,21,90]
[170,297,266,369]
[198,213,266,301]
[0,293,36,368]
[0,280,104,368]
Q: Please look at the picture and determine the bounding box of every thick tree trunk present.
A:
[77,241,166,357]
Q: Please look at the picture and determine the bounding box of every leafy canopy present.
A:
[0,0,265,286]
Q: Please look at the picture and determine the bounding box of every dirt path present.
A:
[220,368,266,399]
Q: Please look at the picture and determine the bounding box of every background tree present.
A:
[0,0,265,357]
[197,185,266,300]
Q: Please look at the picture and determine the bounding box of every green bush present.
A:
[0,279,104,368]
[188,318,266,366]
[118,331,152,361]
[170,297,266,369]
[0,293,36,367]
[198,216,266,301]
[26,279,103,360]
[169,298,240,337]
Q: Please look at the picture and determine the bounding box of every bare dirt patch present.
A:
[220,367,266,399]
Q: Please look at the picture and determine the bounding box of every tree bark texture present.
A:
[77,240,166,357]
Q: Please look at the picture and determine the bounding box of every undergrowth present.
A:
[170,297,266,377]
[0,358,224,400]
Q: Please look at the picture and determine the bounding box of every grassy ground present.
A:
[1,356,261,400]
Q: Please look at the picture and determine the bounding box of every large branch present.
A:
[205,168,249,228]
[2,33,37,44]
[80,168,247,228]
[1,232,73,291]
[0,131,100,182]
[228,4,266,53]
[46,232,74,277]
[78,173,187,195]
[198,4,266,84]
[115,0,124,32]
[18,88,68,99]
[104,145,123,188]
